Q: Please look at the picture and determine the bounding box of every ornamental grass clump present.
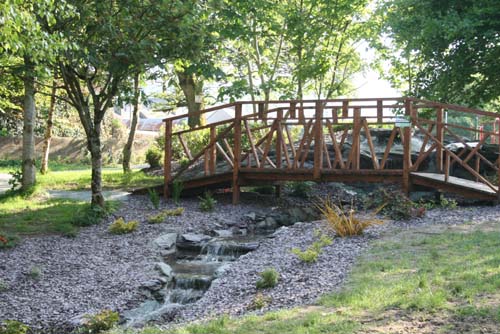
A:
[256,268,280,289]
[317,197,383,237]
[147,207,184,224]
[108,218,139,234]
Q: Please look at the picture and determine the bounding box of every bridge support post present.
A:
[313,101,323,179]
[402,99,412,195]
[163,119,173,198]
[436,107,444,173]
[232,104,242,204]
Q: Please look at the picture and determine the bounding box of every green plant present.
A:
[108,218,139,234]
[7,170,22,191]
[81,310,120,333]
[145,146,163,168]
[0,279,8,292]
[199,191,217,212]
[317,198,383,237]
[250,185,275,195]
[249,293,272,310]
[28,266,42,280]
[292,232,333,263]
[0,234,19,249]
[0,320,30,334]
[148,188,160,209]
[147,207,184,224]
[172,180,184,204]
[287,181,314,198]
[364,188,415,220]
[256,268,280,289]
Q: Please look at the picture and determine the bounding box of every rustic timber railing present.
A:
[163,98,500,204]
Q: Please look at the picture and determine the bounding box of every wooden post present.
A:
[209,126,216,175]
[402,100,412,195]
[353,108,361,170]
[313,101,323,179]
[163,120,173,198]
[342,100,349,118]
[276,109,283,169]
[377,99,383,124]
[289,102,296,119]
[444,151,450,182]
[232,104,242,204]
[436,107,444,172]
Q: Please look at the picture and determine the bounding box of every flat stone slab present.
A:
[154,233,177,250]
[180,234,211,243]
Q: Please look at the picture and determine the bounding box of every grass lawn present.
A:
[110,220,500,334]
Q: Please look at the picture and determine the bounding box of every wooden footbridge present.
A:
[162,98,500,204]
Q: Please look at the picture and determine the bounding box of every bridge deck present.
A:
[162,98,500,203]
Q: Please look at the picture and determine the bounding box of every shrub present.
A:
[28,266,42,280]
[0,279,8,292]
[256,268,279,289]
[108,218,139,234]
[0,320,30,334]
[7,170,22,191]
[81,310,120,333]
[287,181,314,198]
[199,191,217,212]
[248,293,272,310]
[364,188,414,220]
[145,147,163,168]
[172,180,184,204]
[74,203,115,227]
[148,188,160,209]
[0,234,19,249]
[147,208,184,224]
[291,232,332,263]
[250,185,275,195]
[317,198,382,237]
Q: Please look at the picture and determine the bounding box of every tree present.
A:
[121,72,141,173]
[374,0,500,106]
[55,0,189,207]
[40,75,57,175]
[0,0,72,190]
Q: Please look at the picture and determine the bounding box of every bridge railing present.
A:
[162,97,500,202]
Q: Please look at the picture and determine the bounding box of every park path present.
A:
[0,173,10,194]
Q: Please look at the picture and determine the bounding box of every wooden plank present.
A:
[436,107,444,172]
[362,119,380,169]
[178,134,193,160]
[323,139,332,169]
[412,142,438,171]
[380,127,397,170]
[326,120,345,169]
[445,126,496,170]
[164,120,173,198]
[299,121,315,168]
[411,172,497,195]
[256,147,277,168]
[260,120,277,168]
[209,126,216,175]
[233,104,242,204]
[284,125,297,160]
[377,99,383,123]
[342,100,349,117]
[276,109,283,169]
[216,142,234,168]
[244,119,260,168]
[282,135,291,167]
[444,151,450,182]
[223,138,234,160]
[293,120,313,169]
[313,101,323,179]
[289,102,296,119]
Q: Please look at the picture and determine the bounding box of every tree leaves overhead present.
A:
[375,0,500,107]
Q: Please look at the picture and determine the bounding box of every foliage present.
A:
[199,191,217,212]
[364,187,416,220]
[418,195,458,210]
[248,293,272,310]
[172,180,184,204]
[256,268,280,289]
[147,207,184,224]
[287,181,314,198]
[145,147,163,168]
[108,218,139,235]
[148,189,160,209]
[28,266,42,280]
[0,279,7,292]
[0,320,30,334]
[373,0,500,106]
[156,124,210,161]
[317,198,382,237]
[0,233,19,249]
[74,202,117,227]
[250,185,275,195]
[81,310,120,334]
[291,232,333,263]
[7,170,22,192]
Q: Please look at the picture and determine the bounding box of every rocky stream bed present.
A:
[1,185,499,333]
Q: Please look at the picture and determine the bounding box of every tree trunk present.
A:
[122,72,140,173]
[40,78,57,175]
[89,127,105,208]
[177,70,204,128]
[22,57,37,190]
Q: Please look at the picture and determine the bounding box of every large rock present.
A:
[153,233,177,250]
[155,262,173,280]
[180,233,211,243]
[177,233,212,252]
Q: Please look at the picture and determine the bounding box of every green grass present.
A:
[0,190,119,239]
[105,222,500,334]
[0,159,97,173]
[35,169,162,191]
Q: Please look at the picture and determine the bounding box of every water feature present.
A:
[124,234,263,326]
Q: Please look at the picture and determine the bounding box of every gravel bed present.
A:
[0,194,273,332]
[1,190,499,332]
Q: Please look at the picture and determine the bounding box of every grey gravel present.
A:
[1,190,499,332]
